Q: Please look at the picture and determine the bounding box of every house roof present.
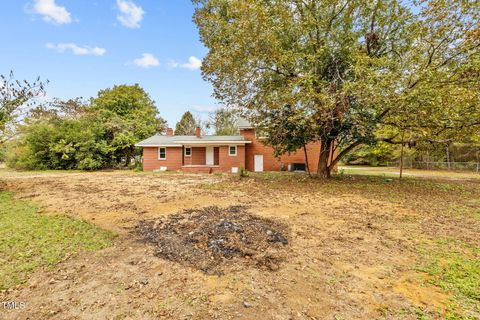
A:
[135,134,251,147]
[238,118,253,128]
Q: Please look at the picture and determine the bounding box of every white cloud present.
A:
[31,0,72,24]
[132,53,160,68]
[116,0,145,29]
[169,56,202,71]
[181,56,202,70]
[167,60,179,68]
[191,105,219,113]
[46,43,106,56]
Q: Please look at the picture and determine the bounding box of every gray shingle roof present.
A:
[135,134,249,147]
[238,117,253,128]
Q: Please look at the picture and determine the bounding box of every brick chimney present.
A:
[195,127,201,138]
[166,128,174,136]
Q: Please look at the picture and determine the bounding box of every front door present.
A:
[254,154,264,172]
[206,147,214,165]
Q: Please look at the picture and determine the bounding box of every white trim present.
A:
[228,145,237,156]
[184,147,192,157]
[136,144,182,147]
[158,147,167,160]
[175,140,251,145]
[136,141,251,147]
[255,131,268,140]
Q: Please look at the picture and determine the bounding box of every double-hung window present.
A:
[158,147,167,160]
[229,145,237,156]
[184,147,192,157]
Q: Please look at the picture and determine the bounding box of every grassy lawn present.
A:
[0,192,114,290]
[416,239,480,319]
[339,165,480,180]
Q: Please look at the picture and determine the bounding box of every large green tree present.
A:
[175,111,198,135]
[91,84,166,166]
[8,84,166,170]
[193,0,480,178]
[8,102,109,170]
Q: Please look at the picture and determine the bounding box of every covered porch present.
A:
[181,146,220,173]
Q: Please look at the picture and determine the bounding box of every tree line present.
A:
[0,73,240,170]
[3,83,166,170]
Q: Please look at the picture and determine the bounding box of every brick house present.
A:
[136,119,322,173]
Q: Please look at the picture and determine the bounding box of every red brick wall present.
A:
[191,147,206,165]
[142,147,183,171]
[141,132,329,173]
[218,145,245,172]
[182,147,206,166]
[241,129,321,172]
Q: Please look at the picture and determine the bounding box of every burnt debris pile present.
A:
[136,206,289,274]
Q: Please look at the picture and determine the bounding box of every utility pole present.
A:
[400,130,405,179]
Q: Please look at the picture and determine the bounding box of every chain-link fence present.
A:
[386,161,480,172]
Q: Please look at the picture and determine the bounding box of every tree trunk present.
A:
[399,130,405,179]
[445,143,451,170]
[317,139,333,179]
[303,145,311,177]
[125,146,135,168]
[125,154,131,168]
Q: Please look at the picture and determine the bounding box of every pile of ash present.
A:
[136,206,289,274]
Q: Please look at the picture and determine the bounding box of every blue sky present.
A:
[0,0,216,126]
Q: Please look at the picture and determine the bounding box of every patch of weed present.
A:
[0,192,114,290]
[416,238,480,319]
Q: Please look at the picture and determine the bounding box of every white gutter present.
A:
[175,140,251,144]
[134,144,182,147]
[135,141,252,147]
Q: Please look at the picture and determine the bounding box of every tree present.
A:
[91,84,166,166]
[175,111,198,135]
[8,98,110,170]
[7,112,109,171]
[0,71,48,144]
[8,85,167,171]
[207,107,239,135]
[258,105,317,175]
[193,0,480,178]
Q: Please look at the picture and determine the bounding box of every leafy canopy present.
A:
[175,111,198,135]
[193,0,480,178]
[8,84,166,170]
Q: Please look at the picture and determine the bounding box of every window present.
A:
[184,147,192,157]
[158,147,166,160]
[229,145,237,156]
[255,129,269,140]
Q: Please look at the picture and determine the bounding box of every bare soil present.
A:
[0,170,478,320]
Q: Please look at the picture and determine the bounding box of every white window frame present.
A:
[184,147,192,157]
[158,147,167,160]
[255,130,268,140]
[228,145,237,156]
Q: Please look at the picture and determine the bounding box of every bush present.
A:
[7,117,110,170]
[238,166,250,177]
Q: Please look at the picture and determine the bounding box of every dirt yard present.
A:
[0,170,479,320]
